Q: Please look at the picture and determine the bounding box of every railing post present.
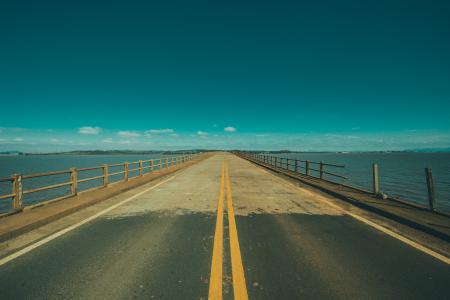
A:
[12,174,23,209]
[150,160,154,172]
[286,158,289,171]
[139,160,143,176]
[425,168,436,211]
[103,164,109,187]
[295,160,298,173]
[70,168,78,195]
[165,158,169,169]
[274,157,277,168]
[320,161,324,179]
[306,160,310,176]
[124,162,129,181]
[372,163,379,194]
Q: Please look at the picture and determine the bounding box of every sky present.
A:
[1,0,449,152]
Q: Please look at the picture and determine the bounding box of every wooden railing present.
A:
[236,152,448,214]
[0,154,195,213]
[235,152,346,181]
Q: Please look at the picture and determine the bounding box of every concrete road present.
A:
[0,153,448,299]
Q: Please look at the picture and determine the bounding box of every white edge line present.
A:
[253,163,450,265]
[0,174,179,267]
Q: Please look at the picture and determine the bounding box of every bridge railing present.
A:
[235,152,449,215]
[236,152,347,181]
[0,154,195,214]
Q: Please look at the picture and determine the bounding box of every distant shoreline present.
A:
[1,149,449,156]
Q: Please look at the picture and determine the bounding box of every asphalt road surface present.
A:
[0,153,448,299]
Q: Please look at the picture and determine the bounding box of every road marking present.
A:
[324,200,450,265]
[225,163,249,300]
[208,162,225,300]
[0,174,179,267]
[254,165,450,265]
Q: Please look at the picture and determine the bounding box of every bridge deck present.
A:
[0,153,449,299]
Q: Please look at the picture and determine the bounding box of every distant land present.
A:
[1,148,449,156]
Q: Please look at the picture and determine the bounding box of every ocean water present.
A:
[1,153,449,214]
[0,154,182,213]
[269,152,450,213]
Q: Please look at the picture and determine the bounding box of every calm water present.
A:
[1,153,449,214]
[0,154,180,213]
[270,152,450,213]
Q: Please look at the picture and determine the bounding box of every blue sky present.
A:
[1,0,450,151]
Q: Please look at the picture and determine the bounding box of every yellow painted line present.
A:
[225,163,249,300]
[254,166,450,265]
[208,162,225,300]
[0,174,179,267]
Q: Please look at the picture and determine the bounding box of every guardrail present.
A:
[0,154,195,213]
[235,152,346,181]
[235,152,447,214]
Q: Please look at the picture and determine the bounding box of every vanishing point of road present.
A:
[0,153,449,299]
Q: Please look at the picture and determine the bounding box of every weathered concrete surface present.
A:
[0,153,449,299]
[240,153,450,243]
[0,154,209,242]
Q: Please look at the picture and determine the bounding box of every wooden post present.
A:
[139,160,143,176]
[70,168,78,195]
[150,160,154,172]
[320,162,324,179]
[295,160,298,173]
[165,158,169,169]
[12,174,23,209]
[373,163,379,194]
[425,168,436,211]
[103,164,109,187]
[124,162,129,181]
[306,160,310,176]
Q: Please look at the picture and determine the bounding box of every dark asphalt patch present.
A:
[0,212,215,300]
[236,213,450,300]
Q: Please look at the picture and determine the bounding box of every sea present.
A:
[0,152,449,214]
[0,154,176,213]
[271,152,450,213]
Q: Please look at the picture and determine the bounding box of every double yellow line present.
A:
[209,162,249,300]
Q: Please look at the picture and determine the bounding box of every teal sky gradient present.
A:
[1,0,450,151]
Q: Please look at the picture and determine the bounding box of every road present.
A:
[0,153,448,299]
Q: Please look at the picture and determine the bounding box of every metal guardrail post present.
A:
[295,160,298,173]
[165,158,169,168]
[320,162,324,179]
[70,168,78,195]
[12,174,23,209]
[286,158,289,171]
[274,157,277,168]
[373,163,379,194]
[306,160,310,176]
[139,160,143,176]
[425,168,436,211]
[150,160,154,172]
[124,162,129,181]
[103,164,109,187]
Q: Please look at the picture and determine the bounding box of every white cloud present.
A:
[224,126,236,132]
[197,131,208,136]
[170,133,179,137]
[14,137,24,142]
[78,126,102,135]
[118,140,133,144]
[145,129,174,134]
[117,130,141,137]
[102,138,113,143]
